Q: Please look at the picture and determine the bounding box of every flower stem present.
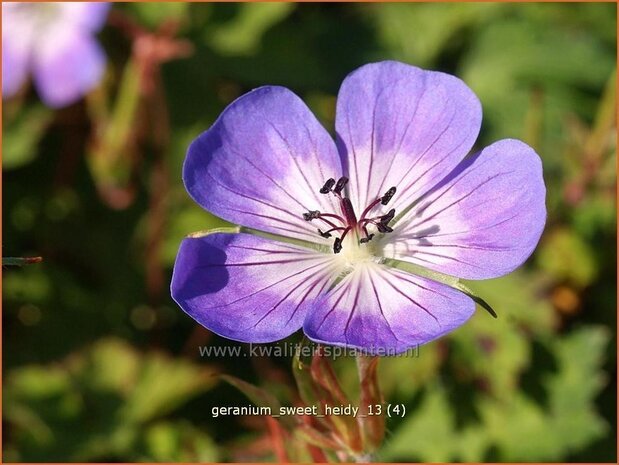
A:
[355,355,385,460]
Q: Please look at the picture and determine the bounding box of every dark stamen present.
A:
[333,237,343,254]
[333,177,349,195]
[319,226,345,238]
[320,178,336,194]
[303,210,321,221]
[307,178,398,254]
[376,223,393,233]
[359,234,374,244]
[381,186,397,205]
[380,208,396,223]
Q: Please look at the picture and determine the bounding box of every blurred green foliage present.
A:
[3,2,616,462]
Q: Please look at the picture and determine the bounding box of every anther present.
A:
[333,237,343,254]
[380,208,396,223]
[303,210,321,221]
[318,229,332,238]
[333,177,349,195]
[376,223,393,233]
[381,186,396,205]
[359,234,374,244]
[320,178,336,194]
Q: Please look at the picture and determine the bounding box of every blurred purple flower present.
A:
[172,61,546,354]
[2,2,109,108]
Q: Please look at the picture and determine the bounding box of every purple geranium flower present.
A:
[2,2,109,108]
[172,61,546,354]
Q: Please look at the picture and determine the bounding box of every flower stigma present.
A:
[303,176,397,258]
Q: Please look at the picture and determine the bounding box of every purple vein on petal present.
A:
[197,260,330,311]
[392,104,457,197]
[408,249,486,270]
[369,268,403,343]
[343,272,364,345]
[405,171,512,232]
[377,271,441,327]
[229,144,309,210]
[264,118,326,208]
[195,257,319,268]
[346,108,362,206]
[285,274,334,326]
[374,77,427,197]
[316,281,351,332]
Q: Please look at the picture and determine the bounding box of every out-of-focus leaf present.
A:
[381,383,456,462]
[162,200,229,265]
[87,59,141,204]
[462,17,614,149]
[3,267,53,304]
[544,326,610,453]
[3,338,216,462]
[478,327,609,461]
[220,374,282,413]
[451,271,556,396]
[141,421,218,462]
[382,327,609,461]
[466,270,556,334]
[536,228,597,287]
[120,349,216,423]
[128,3,189,29]
[375,343,439,398]
[368,3,504,66]
[2,105,54,169]
[206,3,295,55]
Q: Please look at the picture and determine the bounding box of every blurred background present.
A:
[2,2,616,462]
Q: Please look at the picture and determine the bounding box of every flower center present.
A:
[302,177,397,254]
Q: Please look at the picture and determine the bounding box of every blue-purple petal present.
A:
[184,86,343,244]
[58,2,111,32]
[2,33,30,99]
[303,263,475,354]
[171,233,338,343]
[32,29,106,108]
[383,139,546,280]
[335,61,482,215]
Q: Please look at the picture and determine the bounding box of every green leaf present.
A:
[3,338,217,461]
[128,3,189,29]
[141,421,218,462]
[206,3,295,55]
[536,228,598,287]
[368,3,504,66]
[380,383,456,462]
[2,104,54,170]
[220,374,282,412]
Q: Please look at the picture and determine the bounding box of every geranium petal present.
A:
[32,29,106,108]
[336,61,481,216]
[171,233,338,343]
[335,61,481,215]
[2,4,36,98]
[303,263,475,354]
[2,33,30,99]
[185,86,343,244]
[58,2,111,32]
[383,139,546,280]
